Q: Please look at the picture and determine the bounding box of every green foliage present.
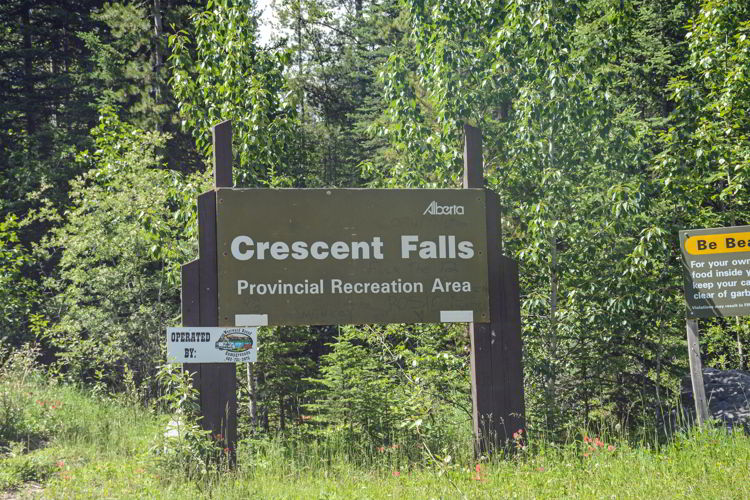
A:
[245,325,321,432]
[154,363,227,479]
[0,347,183,497]
[307,326,402,443]
[0,345,47,450]
[155,363,200,417]
[272,0,402,187]
[0,215,38,346]
[170,0,300,186]
[0,441,57,492]
[373,0,504,187]
[80,2,166,130]
[4,0,750,459]
[657,0,750,225]
[306,323,470,459]
[0,0,204,347]
[372,0,685,433]
[79,1,203,173]
[0,0,102,216]
[649,0,750,371]
[3,370,750,498]
[35,109,210,391]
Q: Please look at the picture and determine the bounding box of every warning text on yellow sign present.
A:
[684,232,750,255]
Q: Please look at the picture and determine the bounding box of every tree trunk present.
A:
[152,0,163,72]
[152,0,164,130]
[21,5,35,135]
[546,137,559,429]
[737,318,744,370]
[655,320,663,410]
[547,230,558,427]
[247,363,258,430]
[730,212,744,369]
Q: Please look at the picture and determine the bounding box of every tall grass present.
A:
[2,349,750,499]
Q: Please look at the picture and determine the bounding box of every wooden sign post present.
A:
[685,319,710,426]
[181,120,237,463]
[463,125,525,453]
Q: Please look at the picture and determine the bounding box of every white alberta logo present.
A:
[422,201,465,215]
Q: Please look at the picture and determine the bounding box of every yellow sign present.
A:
[680,225,750,318]
[684,232,750,255]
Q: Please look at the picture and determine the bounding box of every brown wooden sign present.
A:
[215,188,490,326]
[180,121,524,461]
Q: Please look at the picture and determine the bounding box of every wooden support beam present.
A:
[686,319,710,427]
[499,255,524,435]
[463,124,525,454]
[212,120,233,188]
[463,124,484,189]
[192,120,237,463]
[182,259,201,390]
[197,191,237,452]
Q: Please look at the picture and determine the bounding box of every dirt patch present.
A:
[0,482,43,500]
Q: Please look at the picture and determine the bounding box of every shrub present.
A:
[35,109,210,394]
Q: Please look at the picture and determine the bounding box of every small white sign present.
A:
[166,327,257,363]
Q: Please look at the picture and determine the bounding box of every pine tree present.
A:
[0,0,105,216]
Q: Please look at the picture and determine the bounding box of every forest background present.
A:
[1,0,749,453]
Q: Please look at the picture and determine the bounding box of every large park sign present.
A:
[216,188,490,326]
[175,121,524,462]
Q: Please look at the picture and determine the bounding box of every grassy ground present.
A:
[2,359,749,499]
